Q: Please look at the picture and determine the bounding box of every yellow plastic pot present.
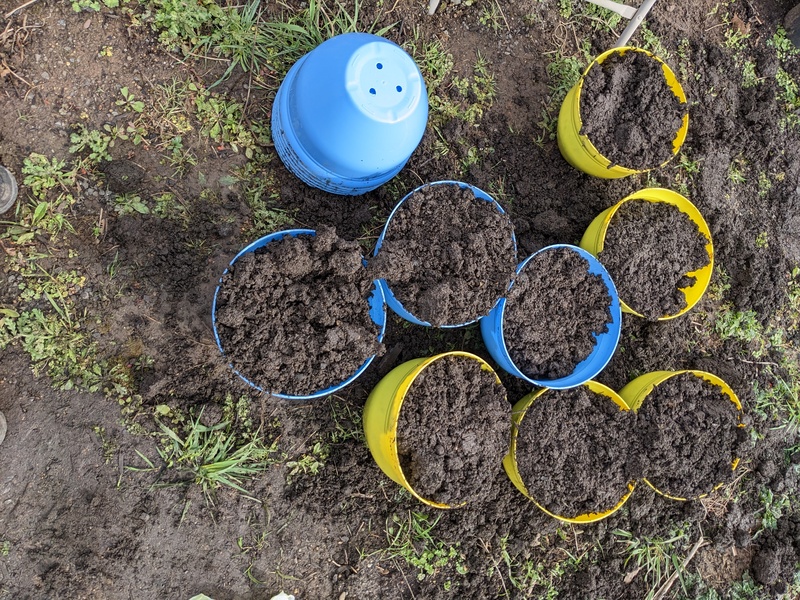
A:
[503,381,636,523]
[363,351,502,509]
[557,47,688,179]
[579,188,713,320]
[619,369,743,501]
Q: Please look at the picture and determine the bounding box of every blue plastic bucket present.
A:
[480,244,621,389]
[373,180,517,328]
[271,33,428,196]
[212,229,387,399]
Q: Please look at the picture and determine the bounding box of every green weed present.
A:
[757,171,772,198]
[113,193,150,215]
[614,527,690,599]
[741,60,761,89]
[768,27,800,62]
[21,154,77,200]
[384,511,467,582]
[116,86,145,113]
[285,441,329,483]
[69,124,121,165]
[536,49,585,142]
[756,487,792,534]
[156,413,278,501]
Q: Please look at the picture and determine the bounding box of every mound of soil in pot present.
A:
[515,386,636,518]
[633,372,745,499]
[580,50,687,170]
[370,184,516,326]
[396,355,510,506]
[504,248,612,380]
[214,226,383,396]
[598,200,710,320]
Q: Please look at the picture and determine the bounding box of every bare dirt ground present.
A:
[1,0,800,598]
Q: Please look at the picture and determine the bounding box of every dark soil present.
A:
[598,199,711,319]
[515,385,637,519]
[2,0,800,598]
[580,49,688,170]
[634,372,746,499]
[395,354,510,506]
[213,226,383,396]
[504,247,612,380]
[369,183,516,326]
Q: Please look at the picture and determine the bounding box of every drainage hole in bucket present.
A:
[396,85,402,92]
[377,63,383,69]
[369,88,376,95]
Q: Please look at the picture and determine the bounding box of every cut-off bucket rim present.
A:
[619,369,743,501]
[579,187,714,320]
[480,244,622,389]
[557,46,688,178]
[373,180,517,328]
[362,351,503,509]
[503,381,636,523]
[212,228,387,400]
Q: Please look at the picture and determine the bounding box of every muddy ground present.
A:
[1,0,800,598]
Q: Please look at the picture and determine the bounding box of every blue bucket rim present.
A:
[492,244,622,389]
[373,180,517,328]
[212,228,387,400]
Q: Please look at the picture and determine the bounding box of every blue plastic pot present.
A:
[480,244,621,389]
[373,180,516,328]
[212,229,387,399]
[271,32,428,196]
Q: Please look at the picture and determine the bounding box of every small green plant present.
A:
[21,154,78,200]
[638,22,671,61]
[715,308,761,343]
[768,27,800,61]
[755,487,792,535]
[757,171,772,198]
[727,158,747,185]
[116,86,145,113]
[72,0,121,11]
[493,535,567,599]
[614,527,690,599]
[285,441,329,483]
[741,60,761,89]
[384,511,467,582]
[536,49,585,142]
[113,193,150,215]
[69,124,120,165]
[755,231,769,250]
[479,1,505,33]
[1,541,10,557]
[155,413,278,501]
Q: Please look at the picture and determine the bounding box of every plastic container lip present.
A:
[484,244,622,389]
[557,46,688,178]
[503,382,636,523]
[0,166,18,215]
[579,187,714,320]
[211,229,387,400]
[373,180,517,328]
[619,369,744,501]
[363,351,502,509]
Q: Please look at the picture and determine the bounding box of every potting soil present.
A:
[598,200,710,319]
[515,385,637,518]
[580,49,687,171]
[369,184,516,326]
[395,355,510,506]
[634,372,745,499]
[213,226,383,396]
[503,248,612,380]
